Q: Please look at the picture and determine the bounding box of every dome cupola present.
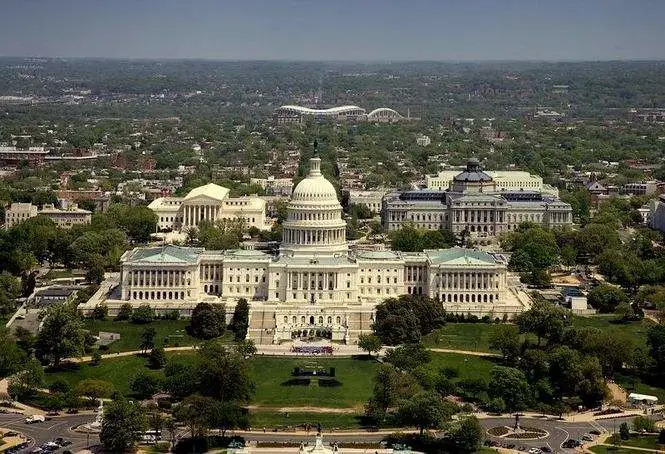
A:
[280,157,348,257]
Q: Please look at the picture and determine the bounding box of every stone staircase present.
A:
[247,308,276,345]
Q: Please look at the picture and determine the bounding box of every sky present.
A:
[1,0,664,61]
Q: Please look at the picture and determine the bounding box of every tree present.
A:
[587,283,628,313]
[397,391,455,435]
[75,379,116,404]
[454,416,484,453]
[0,329,26,377]
[488,366,530,412]
[235,339,257,358]
[115,303,133,321]
[85,263,105,284]
[488,324,520,364]
[130,371,161,399]
[373,298,422,345]
[230,298,249,341]
[197,340,254,402]
[515,299,570,345]
[358,333,382,357]
[91,350,102,366]
[106,204,157,243]
[0,273,21,317]
[172,394,220,438]
[131,304,154,324]
[148,347,166,369]
[216,402,250,436]
[647,325,665,376]
[633,415,656,433]
[35,302,86,367]
[100,398,147,452]
[384,343,431,371]
[189,302,226,339]
[620,422,630,440]
[615,302,635,321]
[164,360,199,399]
[91,304,108,320]
[140,327,156,354]
[505,226,559,285]
[7,358,43,399]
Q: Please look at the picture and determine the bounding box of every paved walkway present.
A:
[65,342,500,364]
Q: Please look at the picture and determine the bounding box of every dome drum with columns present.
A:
[87,154,530,345]
[281,157,348,256]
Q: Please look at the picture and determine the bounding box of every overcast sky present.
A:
[1,0,664,61]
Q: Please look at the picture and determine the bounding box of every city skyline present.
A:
[1,0,665,61]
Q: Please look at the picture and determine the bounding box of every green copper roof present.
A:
[424,247,497,265]
[130,246,202,264]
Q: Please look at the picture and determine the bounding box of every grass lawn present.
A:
[42,269,81,280]
[423,323,503,352]
[46,354,380,409]
[589,445,657,454]
[422,316,655,353]
[83,319,220,353]
[428,351,499,381]
[571,315,655,349]
[249,356,379,409]
[45,353,195,396]
[620,435,662,450]
[614,373,665,402]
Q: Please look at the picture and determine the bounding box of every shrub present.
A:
[115,303,133,321]
[91,350,102,366]
[91,304,108,320]
[633,415,656,433]
[131,304,155,324]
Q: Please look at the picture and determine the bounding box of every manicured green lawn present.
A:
[589,445,656,454]
[46,354,381,408]
[620,435,662,450]
[42,269,83,280]
[83,319,210,353]
[249,356,379,409]
[571,315,655,349]
[45,354,190,396]
[422,316,655,353]
[423,323,503,352]
[428,351,499,381]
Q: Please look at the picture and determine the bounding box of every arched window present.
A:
[336,316,341,324]
[318,316,323,324]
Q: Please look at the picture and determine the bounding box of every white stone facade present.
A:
[83,157,529,344]
[148,183,268,231]
[384,160,572,241]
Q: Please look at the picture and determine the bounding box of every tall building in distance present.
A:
[80,157,531,344]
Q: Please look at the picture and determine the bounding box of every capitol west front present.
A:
[81,157,529,344]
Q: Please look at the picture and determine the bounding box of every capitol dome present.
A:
[281,157,348,257]
[291,158,339,203]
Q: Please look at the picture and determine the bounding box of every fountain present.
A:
[77,400,104,433]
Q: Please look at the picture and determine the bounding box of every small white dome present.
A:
[291,157,338,202]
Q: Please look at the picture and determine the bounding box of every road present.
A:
[0,412,647,454]
[0,413,97,453]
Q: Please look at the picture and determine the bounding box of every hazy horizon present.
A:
[1,0,664,61]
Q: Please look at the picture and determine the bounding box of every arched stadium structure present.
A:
[275,105,366,120]
[367,107,405,123]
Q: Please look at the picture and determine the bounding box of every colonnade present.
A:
[182,203,222,227]
[128,269,191,287]
[287,271,338,291]
[283,227,345,245]
[433,271,501,290]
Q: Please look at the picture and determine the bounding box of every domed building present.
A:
[85,157,529,344]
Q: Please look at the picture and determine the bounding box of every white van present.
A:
[25,415,45,424]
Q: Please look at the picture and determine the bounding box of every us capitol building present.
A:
[80,157,530,344]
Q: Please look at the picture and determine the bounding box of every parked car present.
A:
[25,415,45,424]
